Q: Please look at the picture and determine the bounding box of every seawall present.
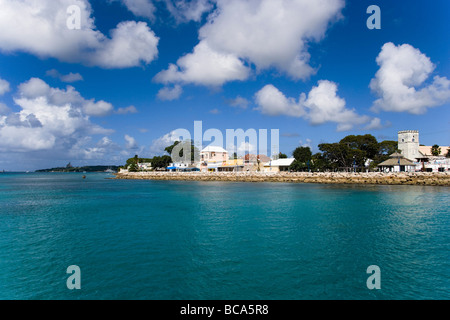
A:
[115,172,450,186]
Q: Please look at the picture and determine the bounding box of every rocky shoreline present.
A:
[115,171,450,186]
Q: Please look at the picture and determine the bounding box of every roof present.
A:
[377,157,416,167]
[264,158,295,167]
[389,152,404,158]
[418,146,449,157]
[201,146,228,153]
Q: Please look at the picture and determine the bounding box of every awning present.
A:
[167,166,177,170]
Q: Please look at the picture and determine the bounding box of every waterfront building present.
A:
[397,130,450,172]
[377,152,416,172]
[263,158,295,173]
[199,146,229,172]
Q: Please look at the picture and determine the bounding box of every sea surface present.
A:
[0,172,448,300]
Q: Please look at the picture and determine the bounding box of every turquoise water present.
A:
[0,172,448,300]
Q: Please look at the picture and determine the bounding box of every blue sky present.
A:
[0,0,449,171]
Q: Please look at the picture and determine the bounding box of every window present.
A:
[402,139,404,142]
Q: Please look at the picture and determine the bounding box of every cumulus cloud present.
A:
[18,78,114,117]
[0,103,11,115]
[255,80,374,131]
[0,78,113,154]
[116,105,138,115]
[46,69,83,83]
[163,0,214,23]
[254,84,305,117]
[227,96,250,109]
[0,77,10,95]
[157,85,183,101]
[149,131,181,155]
[120,0,157,20]
[0,0,159,69]
[154,41,250,87]
[125,134,139,150]
[120,0,213,23]
[155,0,344,86]
[370,43,450,114]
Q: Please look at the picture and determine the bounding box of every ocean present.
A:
[0,172,448,300]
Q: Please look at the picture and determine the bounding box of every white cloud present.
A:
[83,100,114,117]
[370,43,450,114]
[163,0,214,23]
[303,80,369,128]
[116,105,138,115]
[254,84,305,117]
[0,78,114,154]
[18,78,114,117]
[154,41,250,87]
[255,80,373,131]
[149,131,180,155]
[157,85,183,101]
[46,69,83,83]
[364,117,384,130]
[121,0,157,20]
[0,0,159,69]
[227,96,250,109]
[89,21,159,69]
[0,77,10,95]
[0,103,11,115]
[125,134,139,150]
[155,0,344,86]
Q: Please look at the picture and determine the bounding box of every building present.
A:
[138,162,152,171]
[377,152,416,172]
[396,130,449,172]
[263,158,295,172]
[199,146,229,172]
[398,130,420,161]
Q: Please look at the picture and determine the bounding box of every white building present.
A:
[397,130,449,172]
[263,158,295,172]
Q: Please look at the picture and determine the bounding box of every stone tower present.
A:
[398,130,419,161]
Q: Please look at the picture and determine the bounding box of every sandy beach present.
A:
[115,171,450,186]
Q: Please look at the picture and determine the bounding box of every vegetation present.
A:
[290,146,312,171]
[164,140,199,163]
[289,134,401,172]
[36,165,120,173]
[431,144,441,156]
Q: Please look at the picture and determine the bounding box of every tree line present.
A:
[289,134,399,172]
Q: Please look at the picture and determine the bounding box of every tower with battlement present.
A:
[398,130,419,161]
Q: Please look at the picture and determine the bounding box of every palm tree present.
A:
[431,145,441,156]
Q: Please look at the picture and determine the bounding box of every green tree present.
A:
[318,143,349,169]
[152,155,172,169]
[446,148,450,158]
[340,134,378,165]
[431,145,441,156]
[128,163,139,172]
[371,140,399,168]
[290,146,312,171]
[278,152,288,159]
[165,140,199,163]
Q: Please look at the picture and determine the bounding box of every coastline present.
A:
[114,171,450,186]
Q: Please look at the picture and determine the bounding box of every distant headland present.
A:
[36,165,119,173]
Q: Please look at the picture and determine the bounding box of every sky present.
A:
[0,0,449,171]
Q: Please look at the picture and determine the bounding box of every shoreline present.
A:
[114,172,450,186]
